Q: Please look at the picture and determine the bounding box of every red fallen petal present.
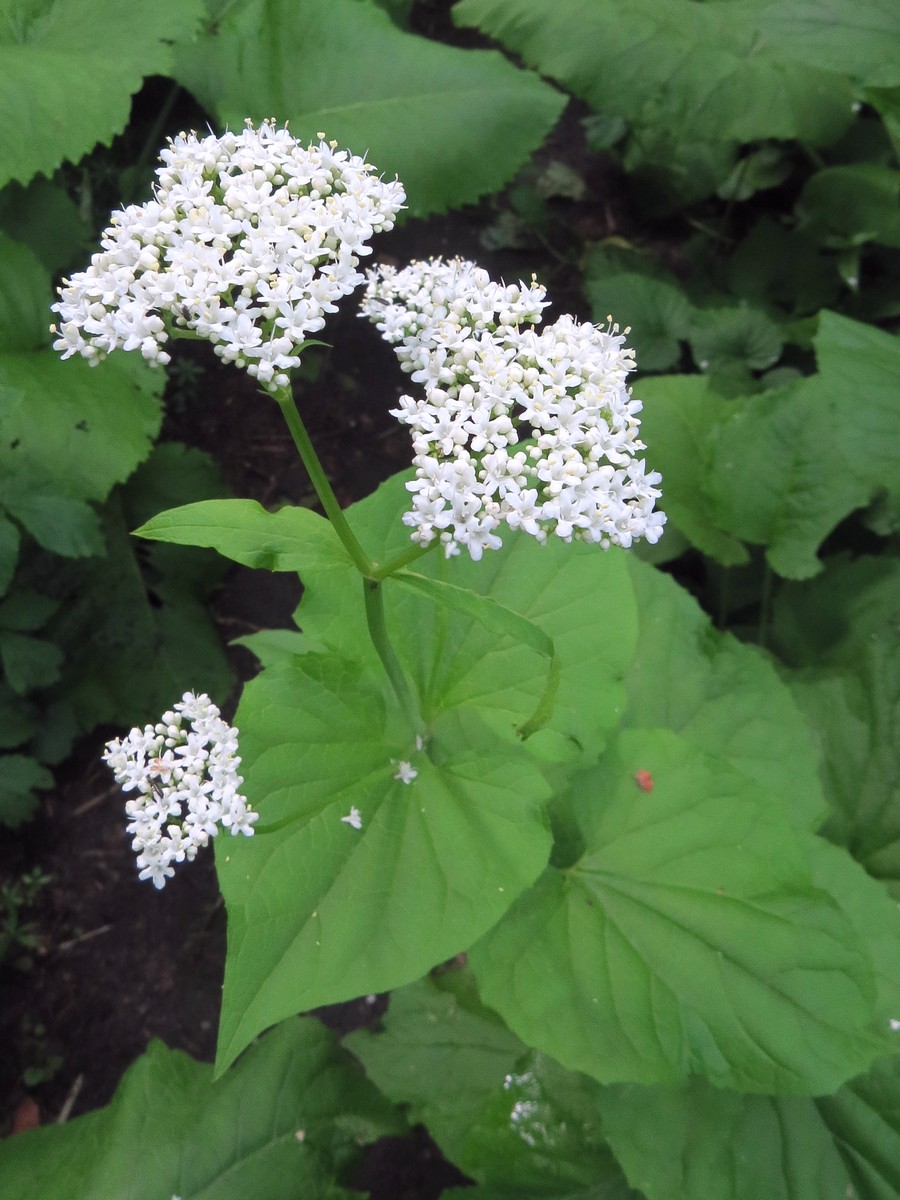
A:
[634,769,654,793]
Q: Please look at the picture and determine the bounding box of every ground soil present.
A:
[0,20,639,1193]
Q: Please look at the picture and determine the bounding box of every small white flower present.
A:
[103,692,257,888]
[52,120,405,392]
[341,807,363,830]
[890,1018,900,1032]
[393,760,418,785]
[360,257,665,559]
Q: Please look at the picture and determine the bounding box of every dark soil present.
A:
[0,23,641,1194]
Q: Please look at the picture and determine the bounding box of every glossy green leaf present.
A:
[0,1016,402,1199]
[454,0,854,146]
[0,0,206,189]
[173,0,565,217]
[471,729,886,1095]
[215,650,552,1073]
[636,375,749,566]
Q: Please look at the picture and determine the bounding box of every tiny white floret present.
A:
[393,760,418,785]
[341,807,363,830]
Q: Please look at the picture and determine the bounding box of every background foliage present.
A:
[0,0,897,1197]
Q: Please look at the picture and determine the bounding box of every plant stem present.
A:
[271,384,423,732]
[363,577,424,734]
[272,385,373,576]
[371,540,436,580]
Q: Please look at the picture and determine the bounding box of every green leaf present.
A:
[706,313,900,577]
[728,217,841,316]
[762,0,900,88]
[585,272,694,373]
[454,0,854,146]
[294,474,640,758]
[173,0,565,217]
[716,142,793,201]
[0,1016,403,1198]
[215,650,552,1074]
[0,628,62,692]
[690,305,783,374]
[0,0,207,189]
[771,554,900,671]
[0,491,104,557]
[796,164,900,249]
[470,728,887,1095]
[0,336,163,556]
[624,557,825,829]
[0,513,20,595]
[600,1057,900,1200]
[392,568,559,737]
[0,681,36,748]
[636,375,749,565]
[706,376,862,578]
[349,976,639,1199]
[0,587,59,631]
[788,636,900,896]
[0,233,50,353]
[40,490,233,745]
[135,497,350,573]
[0,177,89,275]
[0,752,50,826]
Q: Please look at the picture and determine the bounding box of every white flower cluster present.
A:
[360,258,666,559]
[103,692,257,889]
[52,120,405,391]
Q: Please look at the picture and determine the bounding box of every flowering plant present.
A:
[53,120,896,1130]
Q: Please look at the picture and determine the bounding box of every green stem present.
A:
[272,385,372,576]
[371,540,436,580]
[271,384,423,731]
[363,577,424,734]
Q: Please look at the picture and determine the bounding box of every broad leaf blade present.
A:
[216,650,551,1073]
[0,0,206,188]
[173,0,565,217]
[454,0,853,146]
[349,976,638,1199]
[624,557,825,828]
[0,1017,402,1198]
[470,729,885,1095]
